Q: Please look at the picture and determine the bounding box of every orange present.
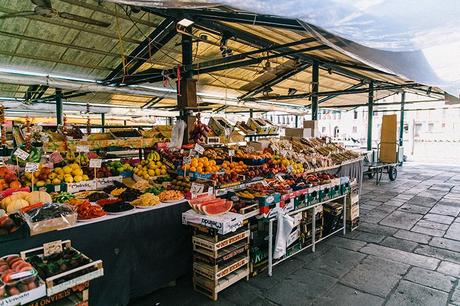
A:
[190,166,197,172]
[9,181,21,189]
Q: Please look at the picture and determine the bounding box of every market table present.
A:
[1,201,192,306]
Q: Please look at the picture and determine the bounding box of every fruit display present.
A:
[27,248,95,282]
[1,191,52,213]
[134,157,167,181]
[211,171,240,186]
[189,114,211,143]
[131,193,160,207]
[102,201,134,214]
[189,196,232,216]
[203,148,227,161]
[143,186,164,195]
[158,190,184,202]
[52,192,75,203]
[24,203,75,223]
[110,188,126,197]
[23,163,90,186]
[105,160,134,176]
[75,201,106,220]
[0,212,22,236]
[0,167,21,191]
[221,161,247,174]
[169,176,191,192]
[182,157,219,174]
[0,255,39,297]
[235,149,272,164]
[86,192,110,202]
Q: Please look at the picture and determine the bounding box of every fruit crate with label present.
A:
[346,180,360,231]
[20,240,103,298]
[191,224,250,301]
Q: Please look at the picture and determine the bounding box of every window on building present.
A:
[352,126,357,133]
[428,123,434,132]
[354,111,358,119]
[322,126,326,133]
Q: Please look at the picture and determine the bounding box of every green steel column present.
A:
[311,61,319,120]
[367,81,374,151]
[249,109,253,118]
[399,91,405,146]
[55,88,63,125]
[101,113,105,132]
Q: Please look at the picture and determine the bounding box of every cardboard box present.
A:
[247,118,278,134]
[284,128,312,138]
[209,117,233,136]
[182,210,244,235]
[303,120,318,137]
[247,140,271,152]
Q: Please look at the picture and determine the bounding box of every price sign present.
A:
[228,150,235,157]
[76,145,89,153]
[194,143,205,155]
[43,240,63,257]
[189,149,197,157]
[183,156,192,165]
[89,159,102,168]
[207,186,214,196]
[287,165,293,173]
[49,151,64,164]
[190,182,205,195]
[13,148,29,161]
[25,162,39,173]
[275,173,285,182]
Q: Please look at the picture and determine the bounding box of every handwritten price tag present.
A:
[25,162,39,173]
[43,240,63,256]
[89,159,102,168]
[183,156,192,165]
[49,151,64,164]
[76,145,89,153]
[13,148,29,161]
[228,150,235,157]
[191,182,205,195]
[194,143,205,155]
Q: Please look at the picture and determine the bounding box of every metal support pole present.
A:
[343,195,347,235]
[123,120,127,126]
[101,113,105,132]
[312,207,316,252]
[249,109,254,118]
[367,81,374,151]
[399,92,405,146]
[55,88,63,125]
[311,61,319,120]
[268,219,273,276]
[295,115,299,128]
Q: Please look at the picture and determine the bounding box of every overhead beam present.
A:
[321,99,444,109]
[104,17,177,84]
[247,83,420,101]
[56,88,63,125]
[317,82,365,104]
[239,62,311,100]
[142,97,164,109]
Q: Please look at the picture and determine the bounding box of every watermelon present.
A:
[202,200,232,216]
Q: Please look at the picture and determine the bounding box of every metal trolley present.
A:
[363,143,400,184]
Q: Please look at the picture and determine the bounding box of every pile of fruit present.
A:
[24,164,90,186]
[169,176,192,192]
[189,196,232,216]
[1,191,52,213]
[203,148,227,160]
[134,152,167,181]
[221,161,247,174]
[105,160,134,176]
[183,157,219,174]
[75,201,106,220]
[211,172,240,186]
[0,255,39,297]
[0,212,22,236]
[0,167,21,191]
[131,193,160,207]
[159,190,184,202]
[189,115,211,143]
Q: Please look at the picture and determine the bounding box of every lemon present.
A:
[160,169,166,175]
[148,169,155,176]
[70,163,80,170]
[72,169,84,176]
[64,176,74,183]
[63,166,72,174]
[82,175,89,181]
[52,178,61,185]
[74,175,83,183]
[155,169,161,176]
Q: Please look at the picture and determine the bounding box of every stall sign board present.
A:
[13,148,29,161]
[25,162,39,173]
[89,159,102,168]
[194,143,205,155]
[43,240,63,257]
[67,180,97,193]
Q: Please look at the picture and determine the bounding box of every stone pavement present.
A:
[130,163,460,306]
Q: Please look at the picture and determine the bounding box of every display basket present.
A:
[20,240,104,296]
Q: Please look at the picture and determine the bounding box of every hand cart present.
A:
[363,143,399,184]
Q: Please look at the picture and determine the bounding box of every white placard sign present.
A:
[43,240,63,256]
[183,156,192,165]
[89,159,102,168]
[228,150,235,157]
[194,143,205,155]
[287,165,293,173]
[25,162,39,173]
[13,148,29,161]
[76,145,89,153]
[67,180,97,193]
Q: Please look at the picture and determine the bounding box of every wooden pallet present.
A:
[194,241,249,265]
[193,229,250,257]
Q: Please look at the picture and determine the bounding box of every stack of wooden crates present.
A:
[191,224,250,301]
[347,180,360,230]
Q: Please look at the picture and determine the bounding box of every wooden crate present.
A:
[192,229,250,257]
[193,264,249,301]
[20,240,104,297]
[194,241,249,265]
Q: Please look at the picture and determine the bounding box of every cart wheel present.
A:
[367,171,375,179]
[389,166,397,181]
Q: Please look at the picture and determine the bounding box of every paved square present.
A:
[131,164,460,306]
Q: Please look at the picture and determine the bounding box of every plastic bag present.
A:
[273,213,295,259]
[22,203,77,236]
[169,119,186,149]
